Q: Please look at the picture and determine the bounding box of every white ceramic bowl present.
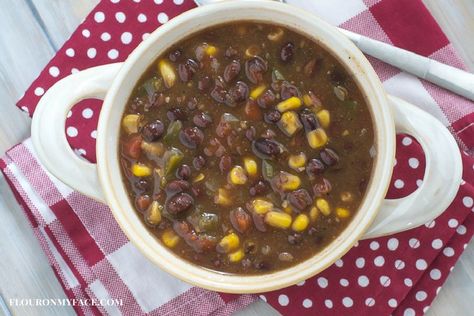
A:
[31,0,462,293]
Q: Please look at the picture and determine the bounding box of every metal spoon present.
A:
[194,0,474,101]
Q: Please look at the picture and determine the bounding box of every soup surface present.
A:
[119,22,374,274]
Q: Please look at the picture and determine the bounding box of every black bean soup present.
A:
[119,22,374,274]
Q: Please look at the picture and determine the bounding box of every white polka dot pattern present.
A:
[278,294,289,306]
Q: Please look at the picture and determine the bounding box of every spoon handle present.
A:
[340,29,474,101]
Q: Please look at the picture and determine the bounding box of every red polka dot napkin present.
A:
[2,0,473,315]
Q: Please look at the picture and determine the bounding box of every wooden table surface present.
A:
[0,1,473,315]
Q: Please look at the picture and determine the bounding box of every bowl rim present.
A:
[97,0,395,293]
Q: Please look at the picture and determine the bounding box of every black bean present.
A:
[150,92,165,110]
[280,81,301,100]
[136,195,151,213]
[223,60,241,83]
[176,164,192,180]
[256,89,276,109]
[166,193,194,215]
[141,119,165,142]
[193,155,206,170]
[187,97,198,110]
[197,76,212,92]
[219,155,232,174]
[225,81,249,107]
[252,138,282,159]
[230,207,252,233]
[280,42,295,63]
[264,110,281,124]
[210,77,227,103]
[252,213,267,232]
[299,110,320,131]
[167,107,188,121]
[215,119,232,138]
[165,179,190,195]
[249,180,268,196]
[245,56,268,84]
[245,126,256,141]
[287,189,312,210]
[288,233,303,245]
[135,179,149,191]
[168,49,182,62]
[306,158,325,177]
[320,148,340,166]
[178,58,199,82]
[313,178,332,197]
[179,127,204,148]
[193,112,213,128]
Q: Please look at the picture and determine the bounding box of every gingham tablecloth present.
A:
[2,0,473,315]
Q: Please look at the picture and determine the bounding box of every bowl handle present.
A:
[31,63,123,203]
[363,95,463,239]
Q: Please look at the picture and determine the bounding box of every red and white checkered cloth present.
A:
[2,0,473,315]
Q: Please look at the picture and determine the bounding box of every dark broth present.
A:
[119,22,374,274]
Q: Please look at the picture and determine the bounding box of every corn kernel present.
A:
[132,163,152,177]
[158,59,176,88]
[219,233,240,253]
[250,85,266,99]
[336,207,351,218]
[307,128,328,148]
[279,172,301,191]
[162,229,180,248]
[205,45,217,56]
[292,214,309,232]
[146,201,162,225]
[193,173,205,183]
[309,206,319,222]
[228,248,244,262]
[265,211,292,229]
[288,152,307,171]
[278,111,303,136]
[317,110,330,129]
[302,94,313,106]
[252,199,273,214]
[243,158,258,177]
[342,130,350,136]
[229,166,248,185]
[215,188,232,206]
[316,198,331,216]
[276,96,302,112]
[122,114,140,134]
[281,200,293,214]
